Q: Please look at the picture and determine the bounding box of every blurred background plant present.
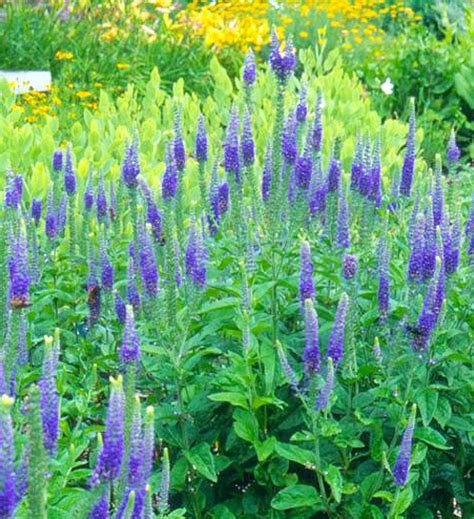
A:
[1,0,472,159]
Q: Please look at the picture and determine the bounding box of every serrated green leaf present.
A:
[185,442,217,483]
[271,484,323,510]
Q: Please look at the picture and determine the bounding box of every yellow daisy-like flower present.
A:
[299,30,309,39]
[116,63,130,70]
[55,50,74,61]
[76,91,92,99]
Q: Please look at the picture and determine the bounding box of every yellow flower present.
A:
[25,116,38,123]
[342,42,352,50]
[354,36,363,44]
[76,91,92,99]
[55,50,74,61]
[116,63,130,70]
[299,30,309,39]
[94,82,103,88]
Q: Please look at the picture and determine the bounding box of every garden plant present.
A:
[0,6,473,519]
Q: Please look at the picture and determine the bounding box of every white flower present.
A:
[381,78,394,96]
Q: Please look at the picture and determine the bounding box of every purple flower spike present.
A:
[295,154,312,191]
[447,129,460,167]
[126,257,141,314]
[31,198,42,226]
[114,291,127,324]
[45,191,57,240]
[309,180,327,217]
[0,395,17,518]
[326,293,349,366]
[242,48,256,87]
[57,193,67,233]
[399,99,416,197]
[442,212,460,274]
[185,221,207,288]
[408,213,425,281]
[84,172,94,212]
[173,111,186,172]
[350,136,363,190]
[39,336,59,454]
[109,183,117,221]
[312,92,323,152]
[139,224,159,297]
[282,111,297,165]
[296,83,308,123]
[64,147,77,196]
[304,299,320,375]
[162,143,178,201]
[277,344,300,394]
[121,306,140,364]
[52,149,63,172]
[90,376,125,485]
[128,396,143,486]
[261,142,272,202]
[327,155,342,193]
[8,226,30,310]
[142,406,154,483]
[269,31,296,81]
[4,173,22,210]
[422,200,436,280]
[89,492,110,519]
[336,187,350,249]
[122,136,140,189]
[393,405,416,486]
[100,245,114,291]
[432,156,444,227]
[96,172,108,222]
[342,254,358,281]
[299,241,315,307]
[87,250,101,326]
[241,109,255,167]
[370,137,382,207]
[195,113,208,163]
[224,107,240,183]
[315,357,334,411]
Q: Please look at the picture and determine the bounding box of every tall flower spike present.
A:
[122,136,140,189]
[296,83,308,123]
[241,108,255,167]
[393,404,416,486]
[295,152,312,192]
[223,107,240,183]
[277,343,300,394]
[327,150,342,193]
[378,241,390,319]
[336,186,350,249]
[126,255,140,313]
[0,394,17,518]
[127,396,143,487]
[185,220,207,288]
[299,240,315,307]
[4,173,23,210]
[312,91,323,152]
[109,182,117,221]
[315,357,334,411]
[432,155,444,227]
[57,193,67,233]
[121,305,140,364]
[269,31,296,81]
[45,190,57,240]
[139,223,159,297]
[17,312,28,366]
[304,299,320,375]
[422,199,436,280]
[408,213,424,281]
[326,293,349,366]
[39,336,59,454]
[8,224,30,309]
[89,492,109,519]
[342,253,358,281]
[447,129,460,167]
[261,142,273,202]
[100,242,114,292]
[142,406,154,484]
[83,171,94,212]
[162,142,178,201]
[242,48,256,87]
[370,136,382,208]
[114,290,126,324]
[399,98,416,196]
[173,110,186,172]
[90,376,125,485]
[96,171,108,222]
[52,149,63,173]
[350,135,363,190]
[158,448,170,513]
[64,147,77,196]
[282,111,297,166]
[195,113,208,164]
[30,198,42,226]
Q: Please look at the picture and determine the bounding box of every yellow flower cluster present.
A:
[174,0,273,51]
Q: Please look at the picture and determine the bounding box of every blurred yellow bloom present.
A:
[55,50,74,60]
[76,91,92,99]
[299,30,309,39]
[94,83,103,88]
[116,63,130,70]
[25,116,38,123]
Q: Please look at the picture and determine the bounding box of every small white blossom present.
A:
[381,78,394,95]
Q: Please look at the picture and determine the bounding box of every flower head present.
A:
[282,111,297,165]
[242,48,256,86]
[261,142,272,202]
[4,173,23,210]
[84,172,94,212]
[336,186,350,249]
[399,98,416,197]
[304,299,320,375]
[64,147,77,196]
[380,77,394,95]
[312,91,323,152]
[269,31,296,81]
[31,198,42,226]
[342,254,358,281]
[162,143,178,201]
[139,224,159,297]
[241,109,255,167]
[39,336,59,454]
[299,240,314,306]
[173,110,186,171]
[52,149,63,172]
[0,394,17,517]
[45,190,57,240]
[447,129,460,167]
[326,293,349,366]
[122,137,140,189]
[8,225,30,309]
[315,357,334,410]
[224,107,240,183]
[296,83,308,123]
[195,113,208,163]
[432,155,444,227]
[393,405,416,486]
[185,221,207,288]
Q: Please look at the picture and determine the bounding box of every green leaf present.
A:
[271,484,323,510]
[390,487,413,517]
[185,442,218,483]
[417,389,438,427]
[373,490,393,502]
[324,465,343,503]
[233,409,259,444]
[434,397,452,428]
[275,442,316,467]
[360,472,381,499]
[447,416,474,432]
[208,392,249,409]
[414,427,451,450]
[255,437,276,463]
